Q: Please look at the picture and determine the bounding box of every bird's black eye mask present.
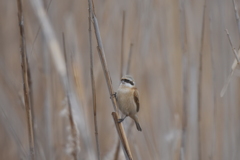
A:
[121,79,134,86]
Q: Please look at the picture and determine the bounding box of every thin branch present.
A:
[120,11,126,78]
[225,29,240,63]
[126,43,133,75]
[88,1,100,159]
[62,33,78,160]
[17,0,36,159]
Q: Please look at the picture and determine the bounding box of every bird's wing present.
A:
[133,88,140,112]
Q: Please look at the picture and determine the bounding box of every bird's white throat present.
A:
[120,82,133,88]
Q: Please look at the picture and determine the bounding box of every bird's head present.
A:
[120,75,135,87]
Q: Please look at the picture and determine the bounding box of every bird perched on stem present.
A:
[116,75,142,131]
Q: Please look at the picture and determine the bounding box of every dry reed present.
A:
[114,42,134,160]
[2,0,240,160]
[120,11,126,79]
[88,0,101,159]
[126,43,133,75]
[88,1,134,159]
[17,0,36,159]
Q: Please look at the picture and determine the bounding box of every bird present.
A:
[116,75,142,131]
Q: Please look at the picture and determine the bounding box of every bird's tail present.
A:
[135,121,142,131]
[131,115,142,131]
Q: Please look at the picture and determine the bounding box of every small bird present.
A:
[116,75,142,131]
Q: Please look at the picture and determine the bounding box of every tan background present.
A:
[0,0,240,160]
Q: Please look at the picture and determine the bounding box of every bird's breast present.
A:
[117,88,136,115]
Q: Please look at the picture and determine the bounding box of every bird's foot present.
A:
[118,118,124,123]
[118,115,127,123]
[110,92,117,99]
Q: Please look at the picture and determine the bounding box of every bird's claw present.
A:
[118,115,127,123]
[110,92,117,99]
[118,118,124,123]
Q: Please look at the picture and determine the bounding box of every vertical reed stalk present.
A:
[96,42,133,159]
[112,112,133,160]
[88,1,101,159]
[120,11,125,78]
[114,42,134,160]
[17,0,36,159]
[88,0,133,158]
[126,43,133,75]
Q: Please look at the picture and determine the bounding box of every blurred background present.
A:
[1,0,240,160]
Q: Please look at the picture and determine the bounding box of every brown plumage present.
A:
[133,89,140,112]
[116,75,142,131]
